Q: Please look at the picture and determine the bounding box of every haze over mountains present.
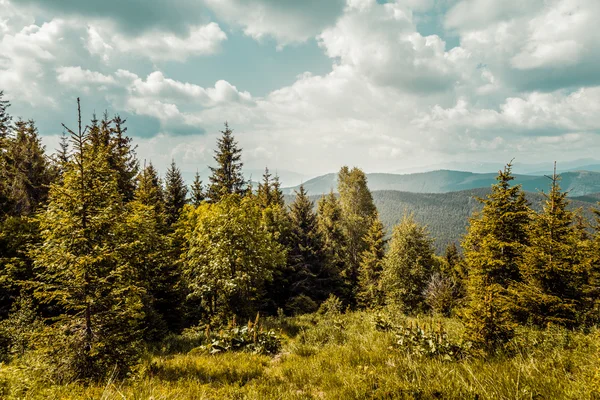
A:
[283,170,600,197]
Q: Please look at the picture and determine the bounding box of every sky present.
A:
[1,0,600,185]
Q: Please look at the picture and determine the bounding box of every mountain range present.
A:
[283,170,600,197]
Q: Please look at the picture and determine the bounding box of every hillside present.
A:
[287,188,599,253]
[284,170,600,197]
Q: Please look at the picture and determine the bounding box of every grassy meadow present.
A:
[1,308,599,400]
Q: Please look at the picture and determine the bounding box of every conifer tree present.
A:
[272,174,286,208]
[0,91,11,141]
[135,162,164,215]
[190,171,205,206]
[109,115,138,202]
[337,166,377,301]
[381,214,436,313]
[515,167,587,327]
[3,120,54,216]
[461,162,530,350]
[357,215,386,308]
[33,99,143,380]
[257,167,273,208]
[284,185,335,313]
[317,192,347,291]
[207,123,246,202]
[164,159,188,227]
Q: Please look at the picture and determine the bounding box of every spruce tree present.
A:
[136,162,165,215]
[272,174,286,208]
[109,115,138,202]
[515,167,587,327]
[317,191,347,298]
[257,167,273,208]
[33,99,144,380]
[2,119,54,216]
[461,162,530,351]
[381,214,436,313]
[0,91,11,141]
[337,166,377,302]
[357,215,386,308]
[164,159,188,226]
[190,171,205,206]
[207,123,246,202]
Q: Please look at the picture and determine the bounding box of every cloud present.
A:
[203,0,346,46]
[90,22,227,63]
[318,1,467,93]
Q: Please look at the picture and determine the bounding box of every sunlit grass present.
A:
[1,310,599,399]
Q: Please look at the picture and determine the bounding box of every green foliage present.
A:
[316,191,347,297]
[462,162,530,351]
[338,166,377,300]
[31,100,144,381]
[189,171,205,206]
[207,123,246,202]
[424,272,460,317]
[193,317,281,356]
[164,159,188,227]
[382,214,436,313]
[357,215,386,308]
[135,162,165,220]
[181,195,285,320]
[284,185,339,313]
[515,170,588,328]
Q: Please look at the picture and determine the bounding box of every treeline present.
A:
[0,93,599,382]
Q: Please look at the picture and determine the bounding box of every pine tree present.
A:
[207,123,246,202]
[357,215,386,308]
[381,214,436,313]
[257,167,273,208]
[190,171,205,206]
[317,192,347,295]
[461,162,530,350]
[164,159,188,227]
[135,162,164,215]
[33,99,144,381]
[284,186,337,314]
[3,119,54,216]
[109,115,138,202]
[0,91,11,141]
[337,166,377,303]
[272,174,286,208]
[515,166,587,327]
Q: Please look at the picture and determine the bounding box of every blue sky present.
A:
[1,0,599,185]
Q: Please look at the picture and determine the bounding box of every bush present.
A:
[424,273,460,317]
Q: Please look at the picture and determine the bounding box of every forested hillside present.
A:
[285,170,600,197]
[1,93,600,398]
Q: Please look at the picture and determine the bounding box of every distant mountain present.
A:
[286,188,598,254]
[283,170,600,197]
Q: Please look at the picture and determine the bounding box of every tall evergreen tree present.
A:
[381,214,436,313]
[357,215,386,308]
[317,192,347,292]
[33,99,144,380]
[337,166,377,302]
[164,160,188,227]
[3,119,54,216]
[109,115,138,202]
[0,91,11,141]
[135,162,164,214]
[515,167,587,327]
[257,167,274,208]
[285,186,335,314]
[207,123,246,202]
[461,162,530,350]
[272,174,286,208]
[190,171,205,206]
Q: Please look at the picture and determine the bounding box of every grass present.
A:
[1,310,599,399]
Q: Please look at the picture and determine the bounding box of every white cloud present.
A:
[203,0,346,46]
